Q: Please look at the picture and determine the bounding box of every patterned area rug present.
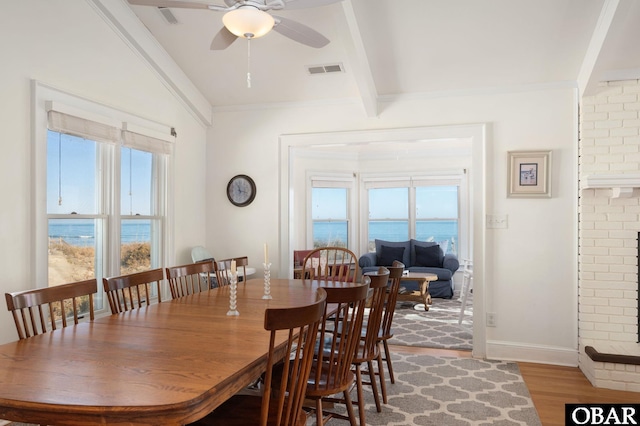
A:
[390,291,473,350]
[315,353,541,426]
[5,354,542,426]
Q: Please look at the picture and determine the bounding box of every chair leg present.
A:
[376,351,388,404]
[354,363,366,426]
[367,359,382,412]
[315,397,324,426]
[343,389,357,426]
[383,339,395,384]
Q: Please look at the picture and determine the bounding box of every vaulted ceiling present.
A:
[123,0,640,118]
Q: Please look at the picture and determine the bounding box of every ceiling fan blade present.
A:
[127,0,213,9]
[271,15,329,48]
[210,26,238,50]
[282,0,343,10]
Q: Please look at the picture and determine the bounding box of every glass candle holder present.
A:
[262,262,272,300]
[227,273,239,316]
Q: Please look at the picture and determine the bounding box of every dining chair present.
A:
[377,260,405,403]
[189,288,327,426]
[166,260,215,298]
[304,278,371,426]
[5,278,98,340]
[351,267,390,426]
[213,256,249,286]
[102,268,164,314]
[301,247,359,282]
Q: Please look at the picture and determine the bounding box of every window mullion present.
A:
[409,186,416,239]
[107,142,120,279]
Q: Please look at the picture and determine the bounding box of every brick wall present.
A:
[579,79,640,391]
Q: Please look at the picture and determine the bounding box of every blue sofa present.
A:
[358,239,459,299]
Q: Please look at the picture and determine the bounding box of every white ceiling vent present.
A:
[306,63,344,75]
[158,7,179,25]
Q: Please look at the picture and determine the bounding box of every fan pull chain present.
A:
[246,36,252,88]
[58,132,62,206]
[128,147,133,215]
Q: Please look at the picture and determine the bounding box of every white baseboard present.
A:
[486,339,579,366]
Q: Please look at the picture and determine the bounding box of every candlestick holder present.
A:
[262,262,272,300]
[227,273,239,316]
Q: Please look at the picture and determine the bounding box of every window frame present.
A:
[360,172,469,259]
[33,82,173,315]
[306,173,356,252]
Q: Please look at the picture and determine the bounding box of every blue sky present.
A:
[313,186,458,220]
[47,130,152,215]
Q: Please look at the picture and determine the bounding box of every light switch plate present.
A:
[486,214,508,229]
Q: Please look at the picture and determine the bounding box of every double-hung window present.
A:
[39,94,171,318]
[309,175,355,249]
[364,174,464,255]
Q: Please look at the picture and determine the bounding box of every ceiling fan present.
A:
[127,0,343,50]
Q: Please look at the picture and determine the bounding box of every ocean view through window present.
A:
[367,184,459,254]
[312,187,348,247]
[49,219,151,247]
[46,125,166,297]
[36,90,172,320]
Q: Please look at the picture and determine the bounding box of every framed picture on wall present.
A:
[507,150,551,198]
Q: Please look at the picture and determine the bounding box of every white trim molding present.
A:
[486,340,579,367]
[581,173,640,198]
[86,0,212,127]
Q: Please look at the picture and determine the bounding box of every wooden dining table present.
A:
[0,278,352,425]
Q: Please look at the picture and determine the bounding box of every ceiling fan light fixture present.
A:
[222,7,275,39]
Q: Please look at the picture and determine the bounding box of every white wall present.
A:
[208,86,579,365]
[0,1,208,344]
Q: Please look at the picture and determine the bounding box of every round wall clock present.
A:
[226,174,256,207]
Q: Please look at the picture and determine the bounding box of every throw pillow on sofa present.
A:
[374,239,411,266]
[378,245,405,266]
[414,244,443,267]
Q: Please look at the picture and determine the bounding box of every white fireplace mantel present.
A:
[581,174,640,198]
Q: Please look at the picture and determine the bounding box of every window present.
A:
[120,146,163,275]
[47,131,106,318]
[308,175,355,250]
[312,187,348,248]
[39,94,172,318]
[365,176,462,255]
[416,186,459,253]
[368,187,409,250]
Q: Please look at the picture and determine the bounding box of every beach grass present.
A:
[48,240,151,285]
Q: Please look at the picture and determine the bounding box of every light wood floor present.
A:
[389,344,640,426]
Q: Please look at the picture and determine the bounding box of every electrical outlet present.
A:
[486,312,497,327]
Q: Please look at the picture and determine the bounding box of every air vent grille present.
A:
[158,7,179,25]
[306,63,344,75]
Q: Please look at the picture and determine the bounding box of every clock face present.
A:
[227,175,256,207]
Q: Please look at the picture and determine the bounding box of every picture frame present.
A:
[507,150,551,198]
